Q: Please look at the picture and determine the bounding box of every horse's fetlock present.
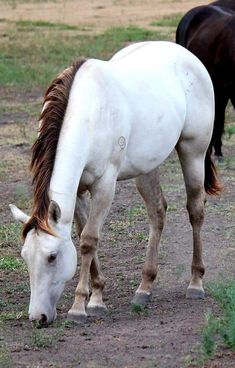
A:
[75,287,89,299]
[192,263,205,277]
[143,267,157,282]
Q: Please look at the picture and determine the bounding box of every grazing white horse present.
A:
[10,41,221,326]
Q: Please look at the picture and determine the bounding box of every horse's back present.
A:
[211,0,235,12]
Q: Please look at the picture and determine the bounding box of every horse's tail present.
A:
[176,9,196,45]
[204,150,223,195]
[176,6,208,46]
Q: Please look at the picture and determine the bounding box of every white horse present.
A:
[10,41,221,326]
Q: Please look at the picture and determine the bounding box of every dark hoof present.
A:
[186,288,205,299]
[67,310,87,323]
[131,292,152,306]
[87,305,107,317]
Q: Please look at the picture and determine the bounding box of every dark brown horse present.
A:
[176,1,235,159]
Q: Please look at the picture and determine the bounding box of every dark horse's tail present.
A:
[176,7,201,45]
[176,6,213,46]
[204,150,223,195]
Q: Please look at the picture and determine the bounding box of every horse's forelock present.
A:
[22,58,87,239]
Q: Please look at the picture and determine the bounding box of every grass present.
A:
[225,124,235,140]
[0,256,25,270]
[14,184,31,209]
[0,223,22,247]
[200,279,235,361]
[0,343,12,368]
[131,303,149,316]
[29,329,61,347]
[0,310,28,322]
[150,13,183,27]
[15,19,78,30]
[0,20,171,90]
[127,204,147,226]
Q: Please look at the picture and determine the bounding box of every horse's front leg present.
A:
[68,166,117,322]
[74,192,106,316]
[132,169,167,306]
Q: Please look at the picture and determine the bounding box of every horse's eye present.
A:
[48,254,57,263]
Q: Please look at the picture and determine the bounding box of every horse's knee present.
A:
[80,234,98,255]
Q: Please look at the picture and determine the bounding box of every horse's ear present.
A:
[48,201,61,223]
[9,204,29,224]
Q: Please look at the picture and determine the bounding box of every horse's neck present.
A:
[49,109,89,224]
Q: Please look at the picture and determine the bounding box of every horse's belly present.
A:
[118,115,183,180]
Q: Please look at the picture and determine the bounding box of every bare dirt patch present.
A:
[1,0,209,32]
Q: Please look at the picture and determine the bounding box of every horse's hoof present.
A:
[67,310,87,323]
[186,288,205,299]
[131,291,152,306]
[87,304,107,317]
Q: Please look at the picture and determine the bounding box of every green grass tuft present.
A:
[225,124,235,139]
[0,223,22,248]
[0,256,25,270]
[200,279,235,361]
[131,303,149,316]
[151,13,183,28]
[16,19,78,30]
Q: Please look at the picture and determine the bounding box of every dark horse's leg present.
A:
[132,168,167,306]
[211,88,229,159]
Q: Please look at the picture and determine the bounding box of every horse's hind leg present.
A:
[132,168,167,306]
[176,141,206,299]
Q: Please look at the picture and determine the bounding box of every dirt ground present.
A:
[1,0,208,31]
[0,1,235,368]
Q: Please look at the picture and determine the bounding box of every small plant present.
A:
[199,279,235,361]
[225,124,235,139]
[131,303,149,316]
[0,256,25,270]
[29,327,65,348]
[127,204,146,226]
[0,223,21,247]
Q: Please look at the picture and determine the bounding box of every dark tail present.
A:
[176,8,199,45]
[176,6,211,46]
[204,150,223,195]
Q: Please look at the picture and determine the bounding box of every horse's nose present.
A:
[39,314,48,326]
[30,314,48,328]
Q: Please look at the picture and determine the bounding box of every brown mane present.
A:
[22,58,87,239]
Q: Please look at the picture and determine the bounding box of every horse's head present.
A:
[9,201,77,326]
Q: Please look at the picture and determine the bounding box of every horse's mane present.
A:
[22,58,87,239]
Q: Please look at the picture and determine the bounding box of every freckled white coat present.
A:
[11,41,215,324]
